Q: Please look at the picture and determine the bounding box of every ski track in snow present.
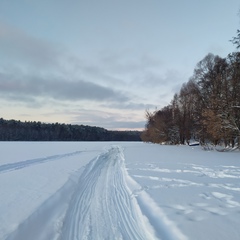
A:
[5,145,188,240]
[3,143,240,240]
[60,146,158,240]
[0,151,83,174]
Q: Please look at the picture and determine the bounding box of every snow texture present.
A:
[0,142,240,240]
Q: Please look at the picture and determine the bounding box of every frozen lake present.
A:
[0,142,239,240]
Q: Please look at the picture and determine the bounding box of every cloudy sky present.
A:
[0,0,239,130]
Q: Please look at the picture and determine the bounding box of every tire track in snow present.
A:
[0,151,83,174]
[60,146,157,240]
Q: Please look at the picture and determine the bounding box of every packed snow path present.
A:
[60,146,157,240]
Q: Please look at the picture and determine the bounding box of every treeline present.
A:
[0,118,141,141]
[141,51,240,147]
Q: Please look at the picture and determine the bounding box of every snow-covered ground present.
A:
[0,142,239,240]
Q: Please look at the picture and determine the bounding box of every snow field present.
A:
[125,144,240,240]
[0,142,240,240]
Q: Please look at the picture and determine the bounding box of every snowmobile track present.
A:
[0,151,83,174]
[60,146,157,240]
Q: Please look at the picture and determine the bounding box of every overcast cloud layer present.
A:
[0,72,128,102]
[0,0,239,129]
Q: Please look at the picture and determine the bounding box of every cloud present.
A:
[64,55,127,88]
[98,120,145,130]
[0,21,180,107]
[103,102,156,110]
[0,21,62,68]
[0,21,182,130]
[75,119,145,130]
[70,109,145,130]
[0,71,129,103]
[98,51,163,74]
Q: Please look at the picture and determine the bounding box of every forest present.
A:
[0,118,141,141]
[141,35,240,147]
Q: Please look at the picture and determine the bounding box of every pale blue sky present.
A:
[0,0,239,129]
